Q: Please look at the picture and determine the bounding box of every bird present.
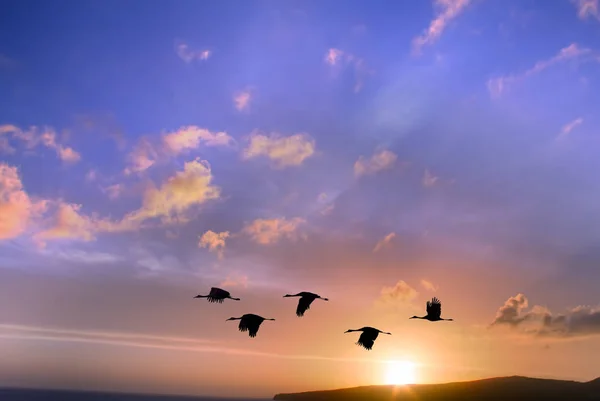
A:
[283,291,329,317]
[194,287,240,303]
[410,297,454,321]
[344,327,391,350]
[226,314,275,338]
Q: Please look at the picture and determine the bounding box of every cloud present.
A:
[487,43,595,98]
[490,294,600,339]
[323,48,372,92]
[378,280,418,305]
[175,42,211,63]
[123,158,221,226]
[0,323,379,363]
[242,131,316,168]
[412,0,472,56]
[571,0,599,21]
[0,125,81,163]
[220,272,249,288]
[354,149,397,177]
[162,126,235,154]
[102,184,123,200]
[241,217,306,245]
[0,164,48,240]
[491,293,530,327]
[233,89,252,111]
[125,126,234,175]
[33,201,133,246]
[422,169,439,187]
[557,117,583,140]
[420,279,439,292]
[324,48,345,66]
[124,138,158,175]
[198,230,230,259]
[373,232,396,253]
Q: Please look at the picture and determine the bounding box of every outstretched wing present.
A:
[238,318,249,333]
[246,315,263,338]
[356,331,375,350]
[207,287,227,303]
[427,297,441,319]
[296,296,315,317]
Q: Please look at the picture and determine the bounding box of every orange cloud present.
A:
[241,217,306,245]
[162,126,234,154]
[0,125,81,163]
[198,230,230,259]
[487,43,594,98]
[0,163,48,240]
[123,158,221,225]
[243,131,315,168]
[33,201,135,246]
[420,279,439,292]
[412,0,472,56]
[373,232,396,253]
[378,280,418,305]
[354,149,397,177]
[220,272,249,288]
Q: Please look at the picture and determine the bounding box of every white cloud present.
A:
[176,43,211,63]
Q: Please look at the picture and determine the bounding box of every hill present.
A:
[273,376,600,401]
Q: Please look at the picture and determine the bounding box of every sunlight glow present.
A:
[384,360,417,385]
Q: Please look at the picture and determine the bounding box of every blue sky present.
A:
[1,0,600,397]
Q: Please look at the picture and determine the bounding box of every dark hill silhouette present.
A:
[273,376,600,401]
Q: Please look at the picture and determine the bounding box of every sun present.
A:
[383,360,417,385]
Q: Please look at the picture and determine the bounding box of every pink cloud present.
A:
[571,0,599,21]
[412,0,472,56]
[487,43,595,98]
[0,164,48,240]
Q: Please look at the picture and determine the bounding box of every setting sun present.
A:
[384,361,417,385]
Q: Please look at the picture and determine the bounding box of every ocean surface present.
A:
[0,388,271,401]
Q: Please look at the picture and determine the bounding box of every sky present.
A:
[1,0,600,398]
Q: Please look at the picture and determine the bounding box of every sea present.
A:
[0,388,271,401]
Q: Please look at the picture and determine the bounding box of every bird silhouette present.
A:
[410,297,454,321]
[344,327,391,350]
[226,314,275,337]
[283,291,329,317]
[194,287,240,303]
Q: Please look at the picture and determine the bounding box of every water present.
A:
[0,388,270,401]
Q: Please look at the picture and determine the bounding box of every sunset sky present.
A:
[1,0,600,398]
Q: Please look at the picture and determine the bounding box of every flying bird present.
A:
[283,291,329,317]
[410,297,454,321]
[344,327,391,350]
[226,314,275,338]
[194,287,240,303]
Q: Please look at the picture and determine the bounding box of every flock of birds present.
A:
[194,287,454,350]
